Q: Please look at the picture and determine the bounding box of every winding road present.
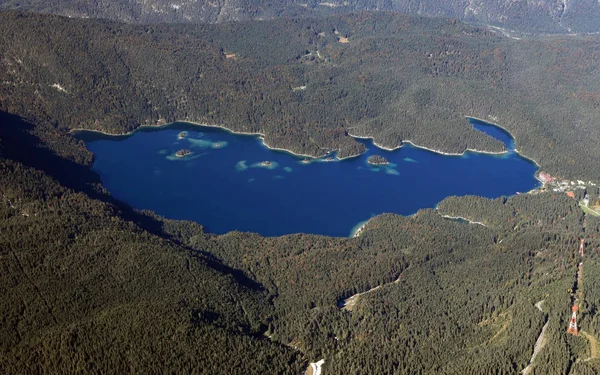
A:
[339,268,409,311]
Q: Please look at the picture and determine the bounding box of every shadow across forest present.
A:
[0,110,264,292]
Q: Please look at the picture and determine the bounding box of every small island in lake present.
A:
[368,155,389,165]
[178,131,187,140]
[175,149,192,158]
[260,160,273,167]
[301,158,311,164]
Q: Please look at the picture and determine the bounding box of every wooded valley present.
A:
[3,8,600,374]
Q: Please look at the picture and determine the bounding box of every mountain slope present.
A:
[2,0,600,34]
[0,111,304,374]
[4,11,600,180]
[5,104,600,373]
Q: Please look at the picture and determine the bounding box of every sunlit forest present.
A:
[3,12,600,179]
[3,8,600,374]
[3,104,600,373]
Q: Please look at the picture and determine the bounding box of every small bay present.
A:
[80,120,540,237]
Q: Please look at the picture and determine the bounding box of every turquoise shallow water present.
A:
[81,120,539,237]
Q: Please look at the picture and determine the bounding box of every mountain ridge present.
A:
[2,0,600,34]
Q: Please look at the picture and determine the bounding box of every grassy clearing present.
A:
[581,331,600,360]
[579,202,600,217]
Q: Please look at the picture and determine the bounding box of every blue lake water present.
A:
[469,117,515,151]
[81,119,539,237]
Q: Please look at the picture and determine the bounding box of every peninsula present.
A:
[5,7,600,375]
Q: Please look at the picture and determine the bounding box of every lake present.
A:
[80,119,539,237]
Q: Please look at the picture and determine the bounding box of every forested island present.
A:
[367,155,388,165]
[4,7,600,375]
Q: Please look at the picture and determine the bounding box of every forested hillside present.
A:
[6,9,600,374]
[0,0,320,24]
[3,11,600,180]
[5,108,600,373]
[2,0,600,34]
[0,111,305,374]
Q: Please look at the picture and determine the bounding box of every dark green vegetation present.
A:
[0,111,305,374]
[0,0,322,25]
[3,11,600,180]
[3,0,600,34]
[5,8,600,374]
[5,107,600,373]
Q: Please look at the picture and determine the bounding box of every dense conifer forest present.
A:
[4,8,600,374]
[3,11,600,180]
[4,106,600,373]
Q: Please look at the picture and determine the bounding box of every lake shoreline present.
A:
[466,116,514,141]
[78,117,541,237]
[347,133,508,156]
[70,121,322,159]
[350,219,371,238]
[75,124,509,159]
[72,121,367,161]
[336,149,367,161]
[348,115,542,169]
[466,116,541,168]
[71,117,541,168]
